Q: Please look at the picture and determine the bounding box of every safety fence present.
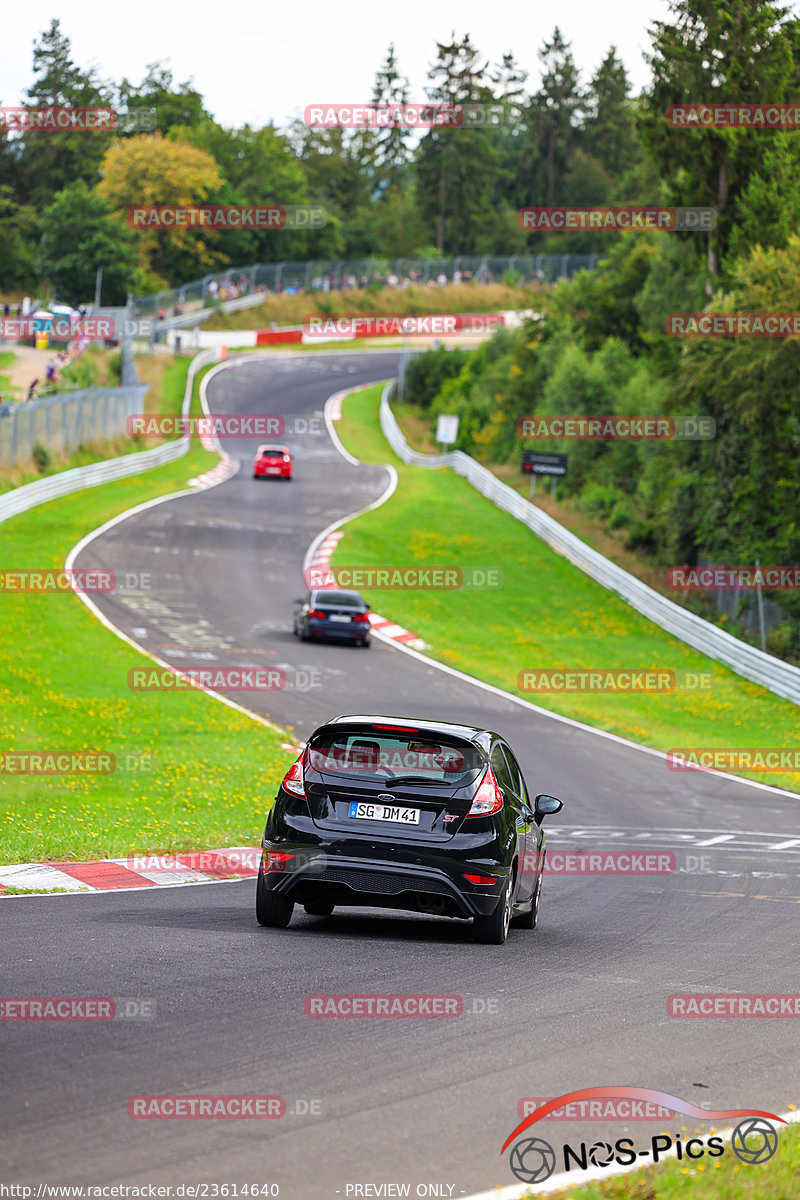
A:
[0,351,216,525]
[132,253,600,318]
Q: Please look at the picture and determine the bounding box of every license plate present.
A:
[329,614,350,622]
[349,801,421,824]
[266,467,280,474]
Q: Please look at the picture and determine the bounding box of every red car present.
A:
[253,444,293,480]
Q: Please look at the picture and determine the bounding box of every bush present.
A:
[32,442,51,473]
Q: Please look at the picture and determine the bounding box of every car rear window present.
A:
[315,591,363,607]
[307,730,485,785]
[261,448,284,457]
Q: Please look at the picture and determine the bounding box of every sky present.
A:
[1,0,675,130]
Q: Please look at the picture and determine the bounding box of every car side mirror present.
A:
[534,793,563,818]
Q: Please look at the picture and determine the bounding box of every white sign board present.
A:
[436,414,459,444]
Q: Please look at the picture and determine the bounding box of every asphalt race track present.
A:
[3,350,799,1195]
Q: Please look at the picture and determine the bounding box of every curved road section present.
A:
[3,351,798,1195]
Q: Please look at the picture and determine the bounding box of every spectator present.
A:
[26,379,39,402]
[46,360,56,384]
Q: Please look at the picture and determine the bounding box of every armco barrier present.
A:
[0,350,217,527]
[379,382,800,707]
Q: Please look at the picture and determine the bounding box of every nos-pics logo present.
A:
[502,1087,783,1186]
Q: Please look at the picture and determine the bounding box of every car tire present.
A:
[303,901,334,916]
[361,638,371,648]
[511,871,541,929]
[299,624,309,642]
[473,873,514,944]
[256,862,294,928]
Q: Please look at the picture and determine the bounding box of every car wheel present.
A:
[303,901,334,916]
[473,873,514,944]
[362,637,371,648]
[299,623,309,642]
[256,861,294,928]
[511,871,541,930]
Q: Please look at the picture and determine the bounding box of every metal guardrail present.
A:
[379,382,800,707]
[0,350,216,526]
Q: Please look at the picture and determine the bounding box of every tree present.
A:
[38,180,138,303]
[640,0,799,279]
[0,186,38,290]
[415,33,497,252]
[522,28,583,212]
[97,133,223,285]
[16,20,114,209]
[371,43,412,194]
[117,63,211,134]
[583,48,640,178]
[729,132,800,259]
[487,52,530,210]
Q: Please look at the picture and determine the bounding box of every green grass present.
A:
[333,385,800,791]
[529,1118,799,1198]
[1,362,296,865]
[0,349,14,393]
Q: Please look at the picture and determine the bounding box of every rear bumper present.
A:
[306,620,369,641]
[261,849,505,917]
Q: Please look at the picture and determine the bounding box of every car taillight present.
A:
[307,609,326,619]
[282,756,305,797]
[464,874,498,885]
[466,767,503,817]
[264,850,296,872]
[283,455,290,462]
[352,612,370,622]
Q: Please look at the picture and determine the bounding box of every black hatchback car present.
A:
[293,588,371,647]
[256,714,563,943]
